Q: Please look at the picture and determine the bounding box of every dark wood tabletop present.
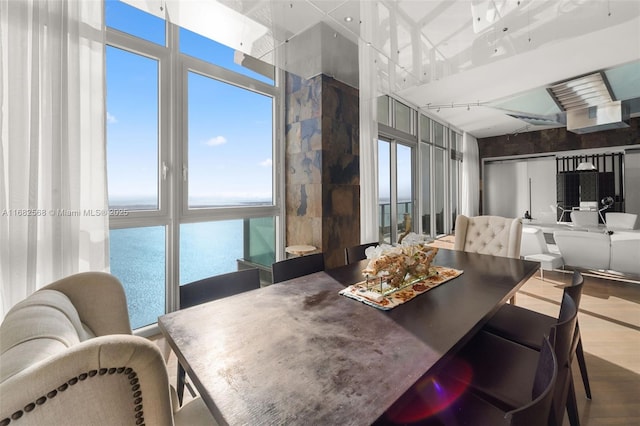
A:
[327,248,540,370]
[159,248,538,426]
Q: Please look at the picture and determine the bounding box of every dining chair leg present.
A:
[177,363,186,406]
[566,377,581,426]
[177,362,197,406]
[575,333,592,399]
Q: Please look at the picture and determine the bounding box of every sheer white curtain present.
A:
[359,2,379,243]
[0,0,108,319]
[461,132,480,217]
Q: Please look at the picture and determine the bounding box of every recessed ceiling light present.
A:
[344,16,353,23]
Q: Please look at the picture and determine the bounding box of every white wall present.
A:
[484,161,527,218]
[528,157,557,221]
[483,146,640,222]
[484,157,556,220]
[625,149,640,217]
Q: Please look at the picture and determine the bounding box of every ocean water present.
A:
[110,221,245,329]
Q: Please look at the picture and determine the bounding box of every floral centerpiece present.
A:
[362,235,439,295]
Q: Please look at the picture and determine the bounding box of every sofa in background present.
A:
[0,272,216,426]
[553,231,611,271]
[610,233,640,275]
[605,212,638,230]
[553,230,640,276]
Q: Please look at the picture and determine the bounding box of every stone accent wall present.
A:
[321,77,360,268]
[285,73,360,268]
[478,117,639,159]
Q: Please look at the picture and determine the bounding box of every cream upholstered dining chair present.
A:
[454,215,523,303]
[0,272,217,426]
[454,215,523,259]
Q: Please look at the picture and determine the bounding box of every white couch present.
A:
[0,272,216,426]
[553,230,640,276]
[610,233,640,274]
[606,212,638,230]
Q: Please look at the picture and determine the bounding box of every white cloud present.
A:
[107,112,118,124]
[260,158,272,167]
[205,136,227,146]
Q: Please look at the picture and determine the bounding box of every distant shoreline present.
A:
[109,201,273,210]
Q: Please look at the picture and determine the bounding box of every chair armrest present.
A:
[0,335,174,426]
[42,272,132,335]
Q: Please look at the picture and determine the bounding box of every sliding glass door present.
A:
[378,138,415,244]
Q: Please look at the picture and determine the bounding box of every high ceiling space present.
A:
[127,0,640,138]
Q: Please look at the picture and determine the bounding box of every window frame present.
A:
[106,28,171,223]
[106,14,283,334]
[391,107,463,239]
[178,54,280,222]
[378,97,418,243]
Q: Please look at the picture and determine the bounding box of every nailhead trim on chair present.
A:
[0,367,144,426]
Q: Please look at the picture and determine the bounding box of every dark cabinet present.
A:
[556,171,616,222]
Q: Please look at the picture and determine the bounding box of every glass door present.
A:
[378,138,415,244]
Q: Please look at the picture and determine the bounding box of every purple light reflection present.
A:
[384,357,473,424]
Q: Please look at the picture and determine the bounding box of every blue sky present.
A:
[378,140,413,202]
[105,0,274,205]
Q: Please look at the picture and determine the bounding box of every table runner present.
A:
[339,266,463,310]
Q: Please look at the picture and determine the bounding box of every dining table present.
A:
[158,248,539,426]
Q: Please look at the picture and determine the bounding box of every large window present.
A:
[106,0,165,45]
[180,27,274,85]
[179,218,275,284]
[380,99,460,239]
[434,146,446,235]
[378,139,391,242]
[433,121,447,235]
[109,226,166,329]
[420,114,432,236]
[377,95,462,243]
[378,139,414,244]
[106,46,160,210]
[377,97,416,244]
[450,131,462,228]
[186,71,273,208]
[106,1,279,330]
[396,144,413,239]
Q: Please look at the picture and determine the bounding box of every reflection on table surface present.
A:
[159,248,539,425]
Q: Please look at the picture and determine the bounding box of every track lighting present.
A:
[424,101,486,111]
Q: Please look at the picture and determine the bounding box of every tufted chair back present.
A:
[454,215,523,259]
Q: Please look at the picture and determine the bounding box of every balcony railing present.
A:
[379,201,413,243]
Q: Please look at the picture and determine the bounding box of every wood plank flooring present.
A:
[156,242,640,425]
[429,235,640,425]
[517,270,640,425]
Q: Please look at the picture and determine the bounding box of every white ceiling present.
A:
[130,0,640,138]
